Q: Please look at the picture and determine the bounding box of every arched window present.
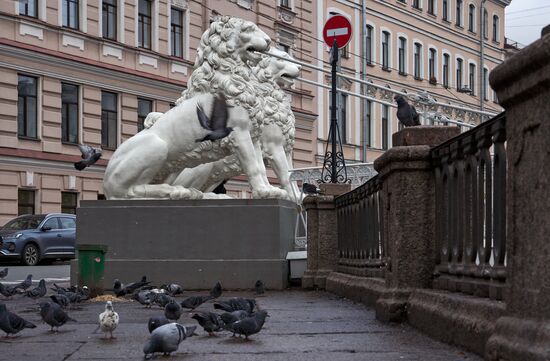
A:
[483,10,488,39]
[442,0,448,21]
[483,68,489,100]
[428,0,435,15]
[456,0,463,26]
[382,31,390,70]
[398,37,407,74]
[366,25,373,65]
[469,63,476,95]
[414,43,422,79]
[493,15,499,42]
[429,48,437,83]
[443,54,450,88]
[456,58,463,89]
[468,4,475,32]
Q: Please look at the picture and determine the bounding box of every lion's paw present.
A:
[252,186,289,200]
[169,186,204,200]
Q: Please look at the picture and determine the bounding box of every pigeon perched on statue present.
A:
[395,95,420,127]
[180,295,213,310]
[209,281,223,299]
[164,299,182,321]
[148,315,171,333]
[0,303,36,337]
[39,301,77,332]
[214,298,256,313]
[196,94,233,142]
[143,323,196,359]
[254,280,265,295]
[74,144,102,171]
[191,312,224,336]
[24,279,47,299]
[0,268,8,279]
[225,311,269,340]
[98,301,119,339]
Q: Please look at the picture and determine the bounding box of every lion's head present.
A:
[254,47,301,89]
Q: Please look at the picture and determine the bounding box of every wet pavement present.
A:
[0,285,481,360]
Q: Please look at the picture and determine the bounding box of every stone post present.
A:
[485,27,550,361]
[374,126,460,322]
[302,183,350,289]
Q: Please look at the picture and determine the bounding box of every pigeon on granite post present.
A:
[0,303,36,337]
[395,95,420,127]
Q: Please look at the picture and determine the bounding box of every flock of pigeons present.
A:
[0,269,268,359]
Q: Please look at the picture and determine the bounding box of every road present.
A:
[0,264,69,284]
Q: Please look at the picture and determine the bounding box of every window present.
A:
[101,91,117,148]
[412,0,420,9]
[341,44,349,58]
[483,68,489,100]
[339,93,347,144]
[366,25,373,65]
[414,43,422,79]
[19,0,38,17]
[62,0,80,30]
[382,31,390,70]
[171,7,183,57]
[280,43,290,53]
[456,59,463,89]
[382,104,389,150]
[138,0,152,49]
[493,15,499,42]
[42,218,60,230]
[469,63,476,95]
[443,54,450,88]
[137,98,152,132]
[60,217,76,229]
[429,48,436,83]
[280,0,290,7]
[483,10,488,39]
[456,0,463,26]
[428,0,435,15]
[18,189,35,215]
[365,100,371,147]
[61,192,78,214]
[468,4,475,32]
[17,75,38,139]
[61,83,79,144]
[102,0,117,40]
[398,37,406,75]
[442,0,448,21]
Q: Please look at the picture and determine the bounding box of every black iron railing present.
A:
[431,113,507,300]
[335,175,385,278]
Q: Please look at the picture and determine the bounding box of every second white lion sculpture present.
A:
[102,16,285,200]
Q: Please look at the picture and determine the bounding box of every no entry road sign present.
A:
[323,15,352,49]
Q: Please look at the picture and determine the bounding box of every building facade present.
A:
[0,0,317,225]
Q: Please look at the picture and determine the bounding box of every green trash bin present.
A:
[77,244,108,297]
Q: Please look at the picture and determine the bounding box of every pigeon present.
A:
[180,295,213,310]
[209,281,222,299]
[395,95,420,127]
[164,299,182,321]
[143,323,196,358]
[220,310,251,326]
[226,311,269,340]
[195,94,233,142]
[24,279,47,299]
[55,287,85,304]
[303,183,320,195]
[39,301,77,332]
[50,294,70,308]
[0,268,7,279]
[74,144,102,170]
[254,280,265,295]
[0,283,20,298]
[148,315,170,333]
[13,274,32,291]
[161,284,183,297]
[152,293,173,308]
[214,298,256,313]
[98,301,119,339]
[191,312,224,336]
[113,276,150,297]
[133,290,153,307]
[0,303,36,337]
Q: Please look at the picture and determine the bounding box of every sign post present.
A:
[321,15,352,184]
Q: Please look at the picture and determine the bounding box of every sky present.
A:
[505,0,550,46]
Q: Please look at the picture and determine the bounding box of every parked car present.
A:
[0,213,76,266]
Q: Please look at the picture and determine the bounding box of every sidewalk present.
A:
[0,287,480,360]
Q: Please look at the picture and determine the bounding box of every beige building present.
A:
[0,0,317,225]
[0,0,510,225]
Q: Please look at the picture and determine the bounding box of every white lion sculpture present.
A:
[102,16,285,200]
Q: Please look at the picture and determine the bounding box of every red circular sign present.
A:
[323,15,352,49]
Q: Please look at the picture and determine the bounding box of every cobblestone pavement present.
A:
[0,287,481,360]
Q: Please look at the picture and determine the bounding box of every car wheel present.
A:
[22,244,40,266]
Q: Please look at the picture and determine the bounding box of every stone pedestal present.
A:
[70,199,296,290]
[374,126,460,322]
[302,184,350,289]
[485,27,550,361]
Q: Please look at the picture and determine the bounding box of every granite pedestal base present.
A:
[70,199,296,290]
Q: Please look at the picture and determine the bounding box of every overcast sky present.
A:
[505,0,549,46]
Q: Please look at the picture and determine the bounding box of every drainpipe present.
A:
[361,0,367,162]
[480,0,486,117]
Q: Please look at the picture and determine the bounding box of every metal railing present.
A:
[335,175,385,278]
[431,113,507,300]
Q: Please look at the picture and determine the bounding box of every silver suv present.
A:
[0,213,76,266]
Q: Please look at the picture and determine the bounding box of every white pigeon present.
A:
[99,301,119,339]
